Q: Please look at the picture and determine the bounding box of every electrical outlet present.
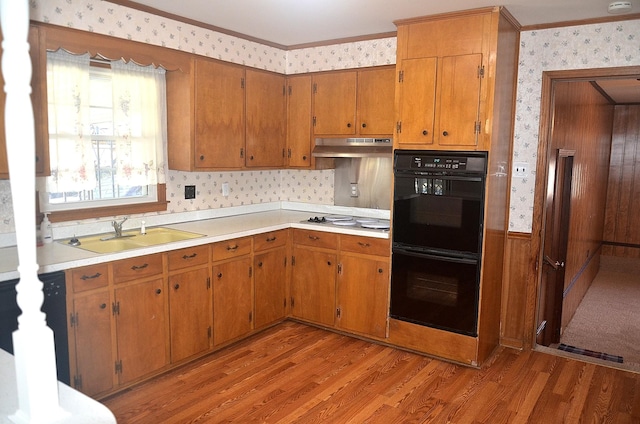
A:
[513,162,529,178]
[222,182,230,197]
[350,183,359,198]
[185,185,196,199]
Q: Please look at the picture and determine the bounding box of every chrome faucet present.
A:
[112,217,128,238]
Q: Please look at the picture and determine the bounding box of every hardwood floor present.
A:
[103,321,640,423]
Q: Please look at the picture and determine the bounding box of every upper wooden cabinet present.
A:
[167,58,285,171]
[286,74,313,168]
[394,7,519,151]
[0,25,50,179]
[312,66,395,137]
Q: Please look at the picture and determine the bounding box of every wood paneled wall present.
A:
[550,81,613,329]
[603,105,640,258]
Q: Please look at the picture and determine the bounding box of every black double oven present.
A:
[390,150,487,337]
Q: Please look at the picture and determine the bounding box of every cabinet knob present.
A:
[442,131,449,136]
[174,283,180,290]
[155,288,162,295]
[250,155,254,160]
[327,261,332,266]
[200,155,205,161]
[99,303,107,309]
[378,268,383,273]
[217,272,223,278]
[258,261,263,268]
[302,155,307,160]
[361,123,367,128]
[347,123,352,128]
[422,130,428,136]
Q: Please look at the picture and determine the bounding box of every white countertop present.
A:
[0,208,390,282]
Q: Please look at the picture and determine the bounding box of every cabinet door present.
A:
[71,291,114,397]
[169,267,211,363]
[435,54,482,147]
[212,257,253,345]
[290,245,336,326]
[194,59,245,169]
[336,254,389,338]
[286,74,312,168]
[357,67,395,136]
[395,57,437,146]
[312,71,357,136]
[245,69,286,167]
[254,247,287,328]
[114,278,167,385]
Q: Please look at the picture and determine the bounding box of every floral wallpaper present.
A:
[0,0,638,235]
[511,21,640,232]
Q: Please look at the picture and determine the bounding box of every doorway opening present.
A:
[532,66,640,373]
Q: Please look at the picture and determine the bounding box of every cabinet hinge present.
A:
[73,375,82,389]
[282,148,285,158]
[287,148,292,159]
[396,121,402,134]
[241,77,245,89]
[249,266,253,278]
[283,85,286,96]
[312,116,317,127]
[478,66,485,78]
[112,301,120,316]
[207,277,211,289]
[337,263,343,274]
[284,298,287,308]
[313,83,317,94]
[288,85,292,96]
[290,297,295,308]
[475,121,481,134]
[398,70,404,83]
[284,256,287,267]
[208,326,212,339]
[70,312,77,328]
[336,307,341,318]
[240,147,244,158]
[249,311,253,322]
[115,360,122,375]
[291,256,296,266]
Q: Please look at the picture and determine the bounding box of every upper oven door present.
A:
[392,172,485,254]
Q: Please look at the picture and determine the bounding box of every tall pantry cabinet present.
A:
[389,7,520,366]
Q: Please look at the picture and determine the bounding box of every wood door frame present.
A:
[525,65,640,350]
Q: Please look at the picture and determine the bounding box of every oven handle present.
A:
[393,247,478,265]
[394,172,484,182]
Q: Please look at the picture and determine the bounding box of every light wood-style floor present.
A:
[103,321,640,423]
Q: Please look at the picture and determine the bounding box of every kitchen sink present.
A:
[61,227,205,254]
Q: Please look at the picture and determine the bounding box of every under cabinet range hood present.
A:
[312,137,392,158]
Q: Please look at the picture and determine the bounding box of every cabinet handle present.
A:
[174,283,180,290]
[378,268,384,273]
[227,245,238,251]
[361,123,367,128]
[357,242,370,248]
[302,155,307,160]
[155,288,162,295]
[80,272,102,280]
[308,235,319,241]
[99,303,107,309]
[182,253,198,260]
[442,131,449,136]
[266,236,276,242]
[131,263,149,271]
[347,123,352,128]
[422,130,428,136]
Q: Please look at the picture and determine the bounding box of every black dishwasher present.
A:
[0,271,70,385]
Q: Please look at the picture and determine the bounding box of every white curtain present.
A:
[110,60,166,186]
[45,50,95,193]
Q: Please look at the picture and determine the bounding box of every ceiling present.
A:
[123,0,639,47]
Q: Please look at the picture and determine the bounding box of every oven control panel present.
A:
[394,151,487,174]
[411,156,467,170]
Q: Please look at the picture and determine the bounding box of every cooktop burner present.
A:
[307,216,327,223]
[303,216,390,230]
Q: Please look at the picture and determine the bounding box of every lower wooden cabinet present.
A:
[254,246,288,328]
[212,255,253,346]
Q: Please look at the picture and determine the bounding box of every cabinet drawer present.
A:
[212,237,252,261]
[113,254,163,284]
[168,244,209,271]
[70,264,109,293]
[253,229,288,252]
[293,229,338,250]
[340,235,390,257]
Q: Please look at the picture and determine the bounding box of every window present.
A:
[39,50,167,214]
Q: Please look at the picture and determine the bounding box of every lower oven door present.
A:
[390,248,480,336]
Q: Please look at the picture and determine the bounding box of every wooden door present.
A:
[286,74,312,167]
[245,69,286,167]
[71,291,114,397]
[168,267,211,362]
[312,71,357,135]
[290,245,336,326]
[336,254,389,338]
[194,59,245,169]
[537,149,574,346]
[435,53,482,147]
[395,57,437,146]
[357,67,395,136]
[254,247,287,328]
[212,257,253,345]
[115,278,167,384]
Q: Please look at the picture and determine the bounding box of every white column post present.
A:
[0,1,68,422]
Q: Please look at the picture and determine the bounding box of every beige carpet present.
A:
[560,255,640,373]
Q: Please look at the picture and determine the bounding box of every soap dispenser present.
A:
[41,213,53,244]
